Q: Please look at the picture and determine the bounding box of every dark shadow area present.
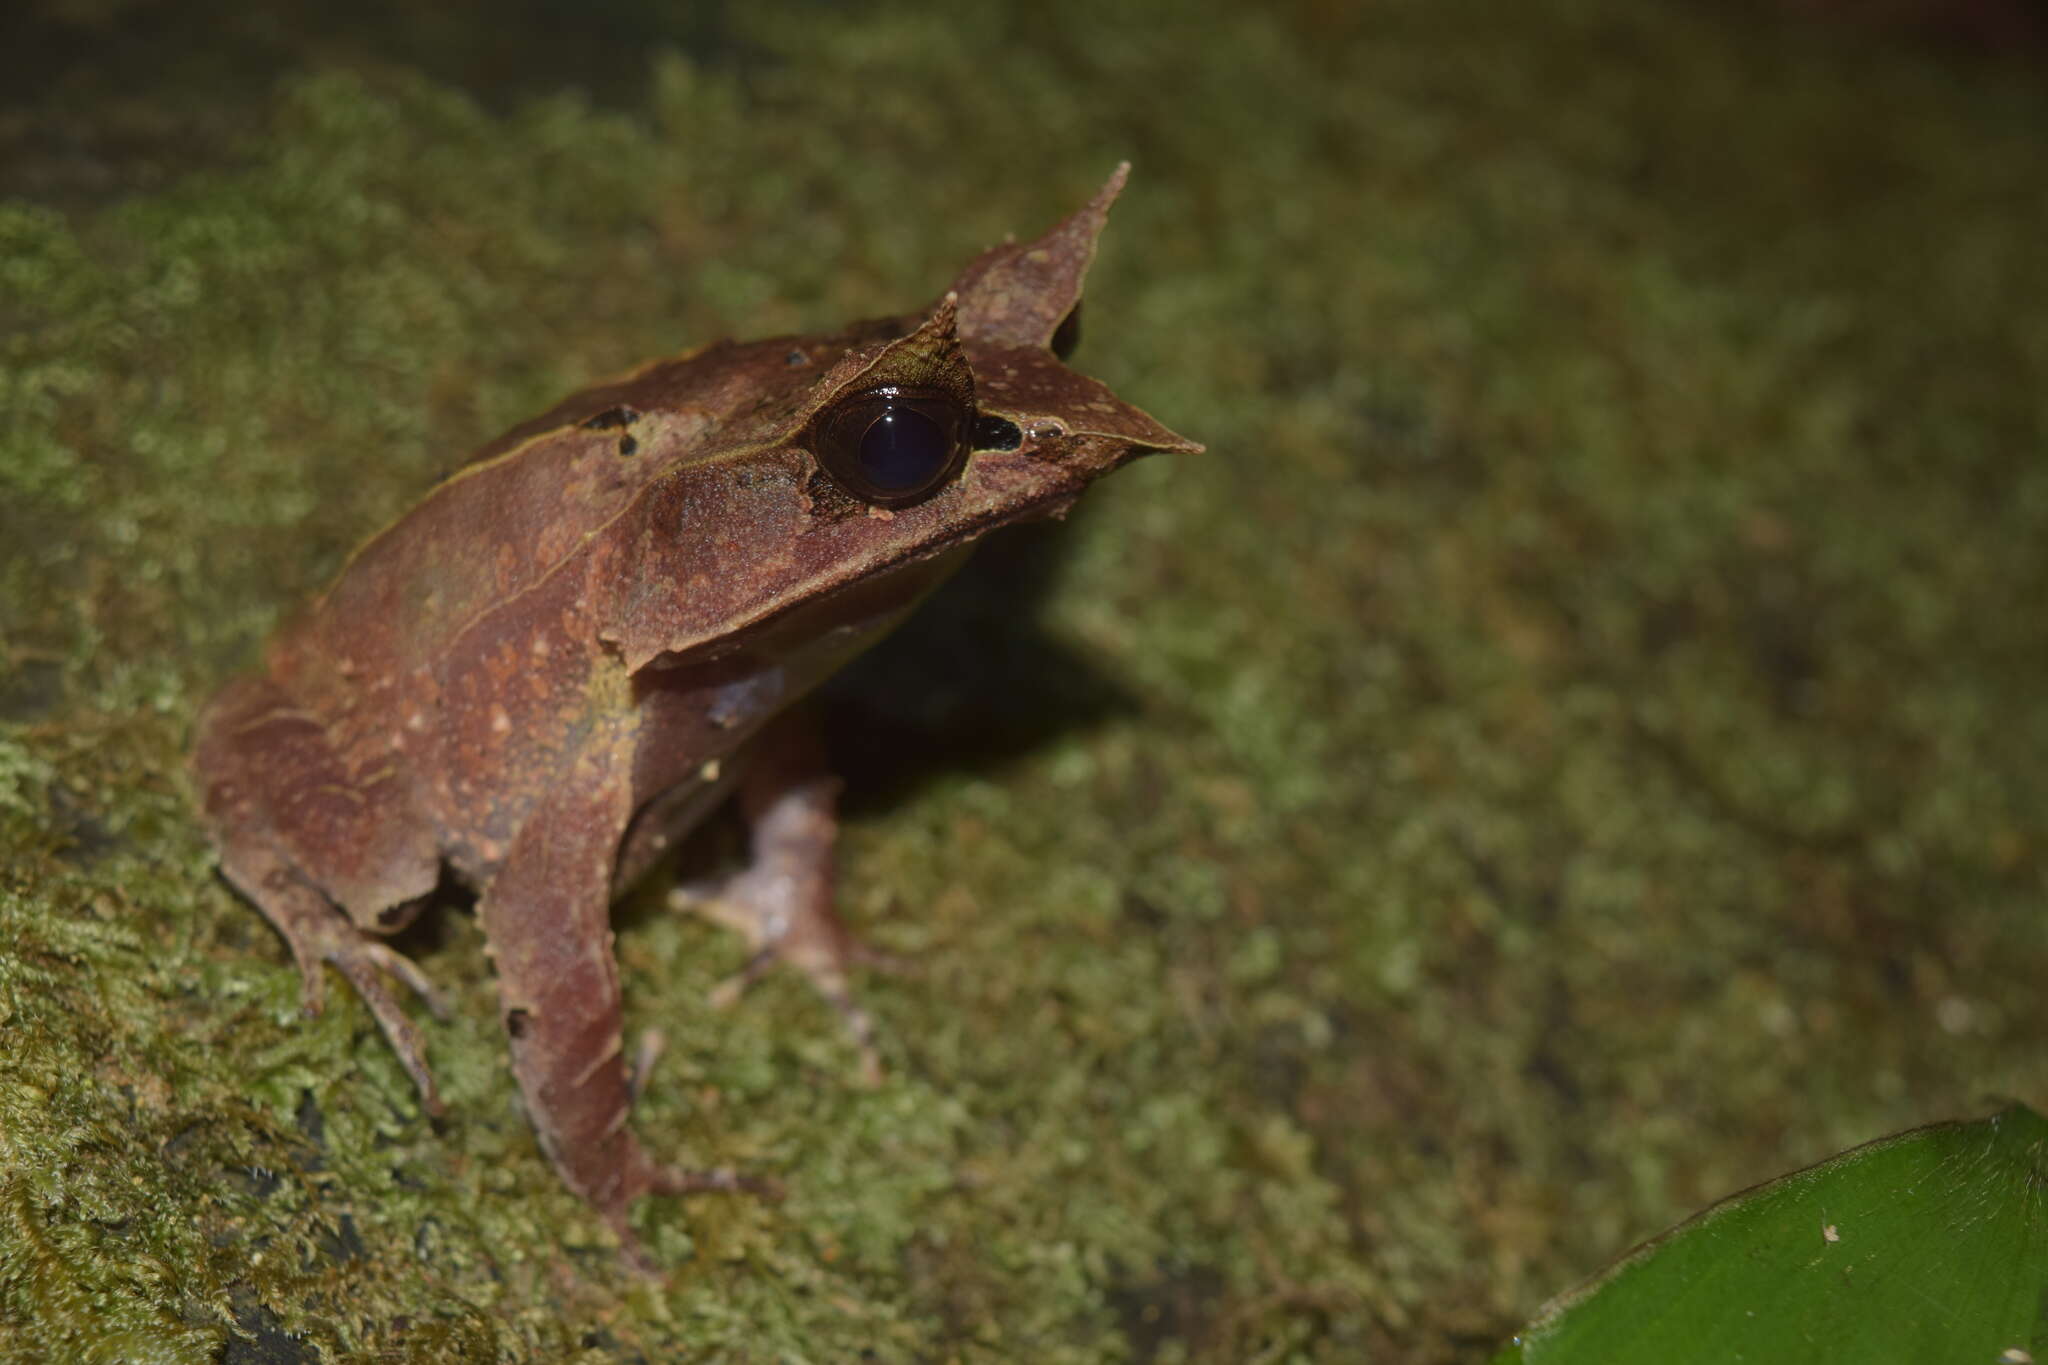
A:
[0,0,745,111]
[7,0,2038,208]
[0,0,752,202]
[821,515,1142,815]
[0,657,64,723]
[608,515,1140,937]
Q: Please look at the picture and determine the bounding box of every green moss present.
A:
[2,1,2044,1359]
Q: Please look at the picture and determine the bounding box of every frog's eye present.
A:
[812,385,971,508]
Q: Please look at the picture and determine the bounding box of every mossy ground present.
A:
[2,2,2044,1360]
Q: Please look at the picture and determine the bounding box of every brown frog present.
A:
[189,166,1198,1259]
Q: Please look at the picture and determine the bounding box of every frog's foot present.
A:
[308,931,451,1114]
[648,1162,785,1202]
[625,1027,665,1106]
[672,876,893,1088]
[251,869,451,1114]
[669,776,898,1086]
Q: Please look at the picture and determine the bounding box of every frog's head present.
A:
[604,168,1198,671]
[788,162,1200,527]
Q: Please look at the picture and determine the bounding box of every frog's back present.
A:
[287,321,901,689]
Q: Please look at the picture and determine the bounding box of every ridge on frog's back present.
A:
[190,164,1199,1268]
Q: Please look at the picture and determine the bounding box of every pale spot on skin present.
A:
[700,758,721,784]
[490,705,511,734]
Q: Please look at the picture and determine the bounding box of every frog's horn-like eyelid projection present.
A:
[797,291,974,422]
[952,162,1130,349]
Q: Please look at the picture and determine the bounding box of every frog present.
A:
[188,165,1199,1261]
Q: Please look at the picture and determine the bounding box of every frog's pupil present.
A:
[858,407,949,492]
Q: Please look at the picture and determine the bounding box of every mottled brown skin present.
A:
[190,167,1198,1262]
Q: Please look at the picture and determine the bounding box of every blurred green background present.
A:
[1,1,2043,1360]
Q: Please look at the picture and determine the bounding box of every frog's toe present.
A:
[705,941,886,1086]
[299,931,448,1115]
[677,881,892,1083]
[845,938,917,978]
[360,939,452,1021]
[326,946,446,1115]
[229,854,449,1111]
[285,939,333,1018]
[649,1162,784,1203]
[703,942,775,1011]
[797,972,882,1087]
[604,1158,784,1278]
[625,1026,667,1106]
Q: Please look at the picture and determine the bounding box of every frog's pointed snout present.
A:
[1108,418,1203,468]
[1132,417,1204,458]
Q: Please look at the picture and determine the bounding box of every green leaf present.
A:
[1497,1105,2048,1365]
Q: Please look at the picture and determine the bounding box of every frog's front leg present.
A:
[480,738,761,1256]
[670,715,899,1085]
[215,841,452,1113]
[195,675,453,1108]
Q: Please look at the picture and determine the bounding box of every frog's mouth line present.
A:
[853,481,1086,584]
[898,422,1185,553]
[902,452,1123,551]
